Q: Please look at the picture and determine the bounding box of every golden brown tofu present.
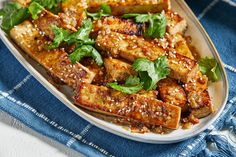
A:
[175,40,194,60]
[75,83,181,129]
[188,90,213,118]
[170,34,194,59]
[96,31,198,83]
[184,71,208,93]
[61,0,87,27]
[184,71,213,118]
[33,11,76,40]
[104,58,136,82]
[87,0,170,15]
[168,51,198,83]
[158,78,187,112]
[96,31,166,61]
[166,11,187,35]
[138,90,158,98]
[92,16,143,37]
[10,21,95,88]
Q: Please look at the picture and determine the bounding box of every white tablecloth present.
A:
[0,111,84,157]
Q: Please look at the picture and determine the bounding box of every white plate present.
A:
[0,0,228,143]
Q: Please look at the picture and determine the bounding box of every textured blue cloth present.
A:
[0,0,236,156]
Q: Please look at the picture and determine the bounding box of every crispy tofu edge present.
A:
[75,83,181,129]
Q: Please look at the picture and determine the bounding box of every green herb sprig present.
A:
[28,2,45,20]
[32,0,63,14]
[49,19,103,66]
[86,3,111,20]
[122,11,167,38]
[199,57,220,82]
[108,76,144,94]
[108,56,170,94]
[133,56,170,90]
[0,2,29,32]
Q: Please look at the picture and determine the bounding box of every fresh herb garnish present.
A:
[48,18,95,49]
[32,0,63,14]
[69,45,103,66]
[0,2,29,32]
[124,75,141,86]
[199,57,220,82]
[108,57,169,93]
[47,25,70,49]
[87,3,111,20]
[49,19,103,65]
[28,2,45,20]
[133,56,170,90]
[0,0,63,32]
[122,11,166,38]
[108,76,143,94]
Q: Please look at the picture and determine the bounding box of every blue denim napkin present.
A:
[0,0,235,156]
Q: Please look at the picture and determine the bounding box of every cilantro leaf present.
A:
[47,25,70,49]
[48,19,94,49]
[69,45,103,66]
[148,12,166,38]
[64,18,94,45]
[122,11,166,38]
[48,19,102,66]
[28,2,45,20]
[100,3,111,14]
[133,56,169,90]
[108,76,143,94]
[0,2,29,32]
[125,76,141,86]
[109,57,169,93]
[108,82,143,94]
[199,57,220,82]
[122,13,142,19]
[87,3,111,20]
[32,0,63,13]
[154,56,170,79]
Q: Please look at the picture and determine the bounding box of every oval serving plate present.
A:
[0,0,228,143]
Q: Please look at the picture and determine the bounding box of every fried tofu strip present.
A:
[87,0,170,15]
[184,71,208,93]
[96,31,166,60]
[184,71,213,118]
[187,90,213,118]
[168,51,198,83]
[166,11,187,35]
[92,16,143,37]
[96,31,198,83]
[75,83,181,129]
[158,78,188,112]
[91,11,186,37]
[104,58,136,82]
[138,90,158,99]
[167,34,194,59]
[10,21,95,88]
[61,0,87,27]
[33,11,77,40]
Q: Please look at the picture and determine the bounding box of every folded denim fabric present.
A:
[0,0,235,156]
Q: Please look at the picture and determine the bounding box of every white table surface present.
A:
[0,111,84,157]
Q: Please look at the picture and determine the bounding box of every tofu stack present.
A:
[10,0,213,131]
